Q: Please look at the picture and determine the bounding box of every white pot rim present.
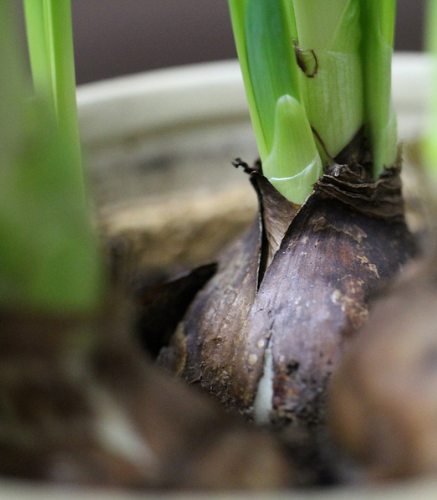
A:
[77,53,431,145]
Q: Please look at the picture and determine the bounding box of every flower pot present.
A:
[2,54,436,499]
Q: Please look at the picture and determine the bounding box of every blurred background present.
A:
[72,0,426,85]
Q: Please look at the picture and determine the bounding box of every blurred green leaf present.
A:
[0,0,102,313]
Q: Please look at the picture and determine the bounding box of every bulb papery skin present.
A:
[243,0,302,162]
[370,106,397,176]
[425,0,437,183]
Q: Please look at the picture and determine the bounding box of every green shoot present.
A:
[229,0,322,204]
[228,1,262,157]
[24,0,84,195]
[0,0,101,313]
[361,0,398,177]
[244,0,300,158]
[424,0,437,183]
[228,0,398,204]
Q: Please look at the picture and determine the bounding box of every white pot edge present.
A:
[77,53,431,145]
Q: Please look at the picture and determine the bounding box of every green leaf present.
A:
[245,0,301,159]
[0,0,102,313]
[228,1,261,154]
[24,0,83,193]
[229,0,322,202]
[229,0,301,161]
[294,0,364,160]
[424,0,437,181]
[361,0,398,176]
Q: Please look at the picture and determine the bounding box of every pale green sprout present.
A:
[228,0,398,204]
[264,95,322,204]
[0,0,101,313]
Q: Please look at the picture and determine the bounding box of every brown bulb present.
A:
[149,157,415,438]
[328,258,437,480]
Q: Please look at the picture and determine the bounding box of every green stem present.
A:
[0,0,101,313]
[361,0,398,177]
[228,0,264,157]
[293,0,364,160]
[24,0,84,193]
[229,0,321,204]
[228,0,399,200]
[423,0,437,182]
[23,0,55,112]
